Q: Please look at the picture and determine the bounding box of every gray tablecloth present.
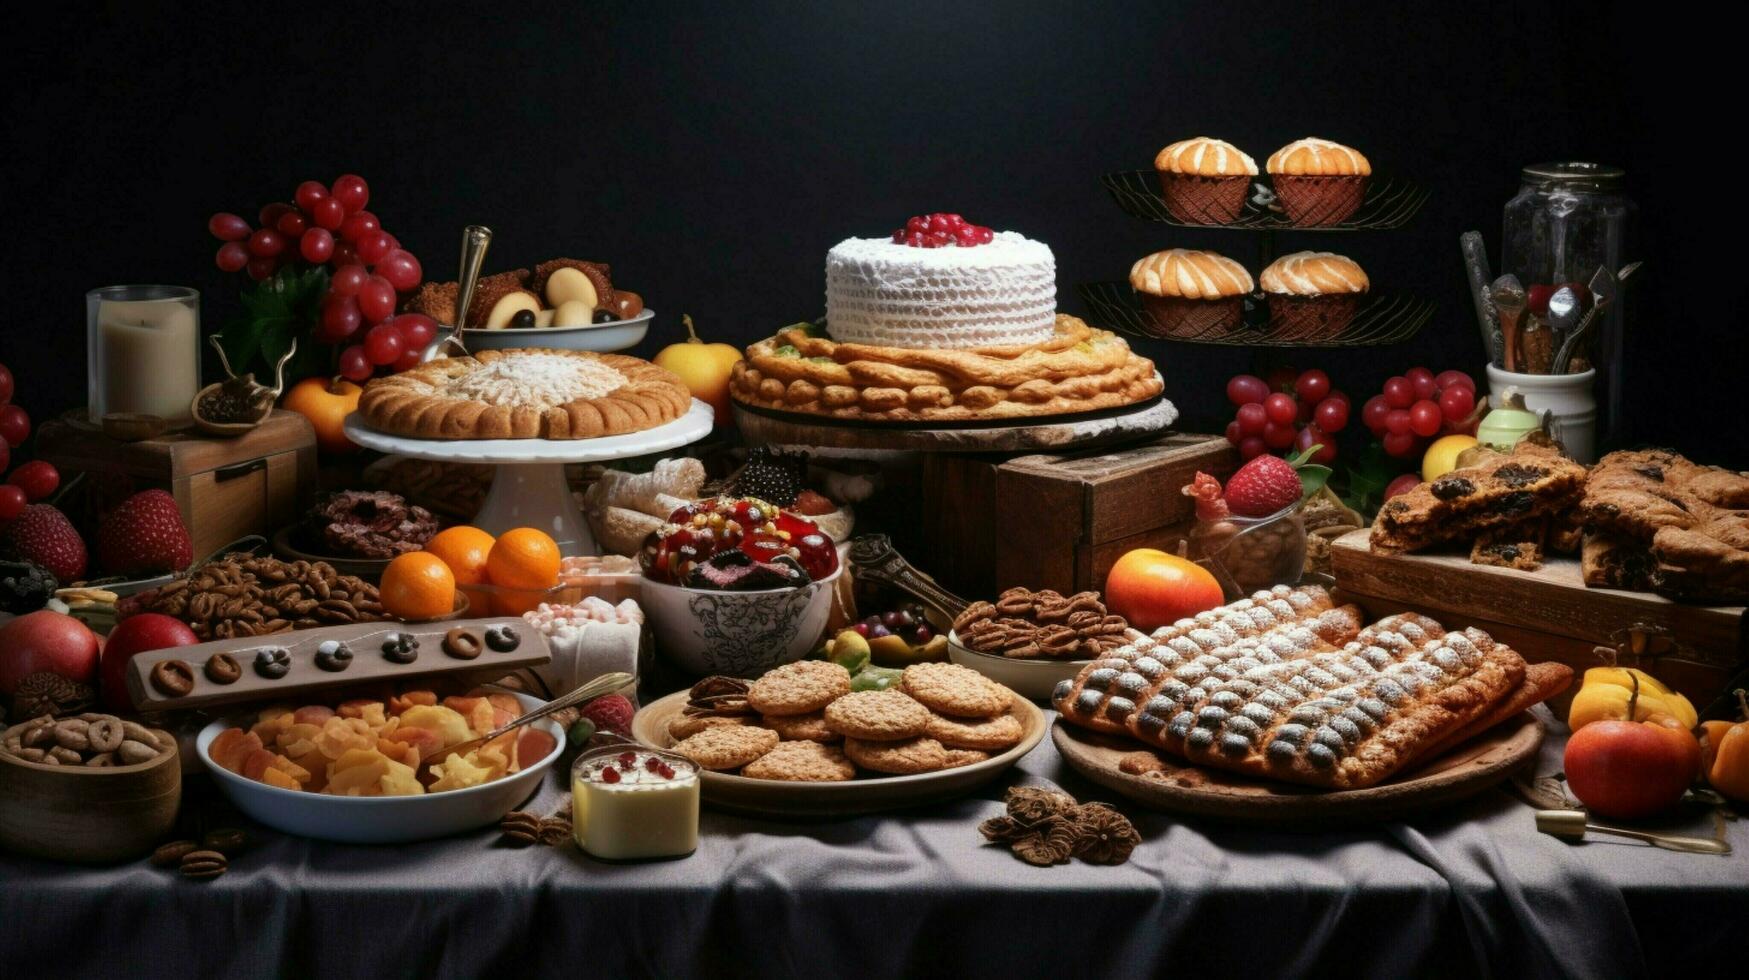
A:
[4,707,1743,980]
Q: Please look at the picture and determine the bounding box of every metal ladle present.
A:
[1535,809,1732,855]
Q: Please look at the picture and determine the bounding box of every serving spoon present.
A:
[416,670,634,786]
[1535,809,1731,855]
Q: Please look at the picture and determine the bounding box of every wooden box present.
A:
[36,411,317,564]
[1330,528,1747,714]
[921,433,1237,599]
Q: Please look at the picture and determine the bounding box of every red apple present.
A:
[98,613,200,711]
[0,610,100,693]
[1564,718,1699,819]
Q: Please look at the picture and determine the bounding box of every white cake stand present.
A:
[343,399,714,555]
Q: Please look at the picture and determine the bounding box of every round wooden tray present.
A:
[631,689,1046,818]
[731,392,1178,454]
[1052,712,1544,827]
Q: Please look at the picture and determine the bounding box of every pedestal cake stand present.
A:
[343,399,714,555]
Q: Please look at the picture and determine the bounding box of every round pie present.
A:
[358,348,693,440]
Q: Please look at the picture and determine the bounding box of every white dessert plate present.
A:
[630,688,1046,818]
[342,398,714,465]
[197,691,565,844]
[459,308,653,353]
[945,630,1091,702]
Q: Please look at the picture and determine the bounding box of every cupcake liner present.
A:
[1138,293,1245,339]
[1271,174,1368,226]
[1154,172,1250,225]
[1265,293,1361,341]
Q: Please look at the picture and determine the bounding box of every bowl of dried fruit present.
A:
[195,689,564,844]
[0,713,180,863]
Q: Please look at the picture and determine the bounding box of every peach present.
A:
[242,748,283,782]
[209,729,263,774]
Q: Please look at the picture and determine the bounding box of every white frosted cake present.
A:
[824,231,1057,350]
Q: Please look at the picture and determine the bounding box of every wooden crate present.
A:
[921,433,1236,599]
[36,411,318,564]
[1330,528,1747,714]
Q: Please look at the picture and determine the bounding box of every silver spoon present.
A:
[1535,809,1731,855]
[416,671,633,785]
[1490,274,1526,372]
[422,224,492,363]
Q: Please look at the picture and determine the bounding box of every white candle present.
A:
[87,287,201,425]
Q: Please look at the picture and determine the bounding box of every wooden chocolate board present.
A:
[124,617,550,713]
[1329,528,1746,711]
[732,393,1178,454]
[630,690,1046,818]
[1053,713,1543,826]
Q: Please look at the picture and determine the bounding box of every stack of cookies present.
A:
[666,661,1028,781]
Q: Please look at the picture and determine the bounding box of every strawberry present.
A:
[97,490,193,576]
[579,693,635,736]
[1,504,87,582]
[1222,455,1303,518]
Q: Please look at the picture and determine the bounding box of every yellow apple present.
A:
[652,315,742,425]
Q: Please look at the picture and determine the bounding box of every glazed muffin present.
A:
[1266,138,1371,226]
[1153,137,1258,225]
[1129,248,1255,338]
[1260,251,1369,340]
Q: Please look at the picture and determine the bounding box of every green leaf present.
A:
[210,266,331,378]
[1285,444,1320,467]
[1339,442,1402,517]
[1298,464,1332,499]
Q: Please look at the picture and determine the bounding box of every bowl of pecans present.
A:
[0,713,180,863]
[946,587,1141,701]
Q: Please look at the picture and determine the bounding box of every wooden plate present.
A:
[1052,712,1544,827]
[272,525,393,579]
[631,689,1046,818]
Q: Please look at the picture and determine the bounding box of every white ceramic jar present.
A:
[1485,366,1597,463]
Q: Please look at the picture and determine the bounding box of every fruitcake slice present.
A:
[1370,444,1586,554]
[1470,519,1548,570]
[1052,585,1333,734]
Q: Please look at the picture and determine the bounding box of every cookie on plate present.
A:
[668,713,756,741]
[747,660,852,716]
[742,740,856,782]
[762,710,840,743]
[823,690,931,741]
[923,708,1024,751]
[671,726,779,771]
[844,736,949,775]
[901,662,1011,718]
[941,747,991,769]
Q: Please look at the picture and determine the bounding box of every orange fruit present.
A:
[485,527,561,615]
[380,552,457,621]
[424,525,495,610]
[1102,548,1224,632]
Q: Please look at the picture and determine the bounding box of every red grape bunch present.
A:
[1358,367,1478,459]
[1224,368,1349,464]
[0,361,61,522]
[208,176,436,381]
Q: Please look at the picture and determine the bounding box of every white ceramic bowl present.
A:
[946,629,1091,702]
[197,691,564,844]
[642,565,842,678]
[459,307,653,353]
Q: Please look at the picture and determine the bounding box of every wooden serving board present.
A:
[630,690,1046,818]
[1330,529,1746,712]
[732,394,1178,454]
[1053,713,1543,826]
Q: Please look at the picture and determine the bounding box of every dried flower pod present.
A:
[12,672,96,719]
[978,815,1028,843]
[1004,786,1076,826]
[1068,803,1140,865]
[1011,819,1080,867]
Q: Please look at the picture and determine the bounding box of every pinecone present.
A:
[729,447,808,506]
[12,672,95,719]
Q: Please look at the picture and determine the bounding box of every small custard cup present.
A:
[571,746,699,861]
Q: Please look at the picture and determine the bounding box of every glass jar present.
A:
[86,285,202,425]
[1501,163,1636,444]
[1188,502,1307,600]
[571,745,699,860]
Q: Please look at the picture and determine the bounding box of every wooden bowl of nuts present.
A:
[0,713,180,863]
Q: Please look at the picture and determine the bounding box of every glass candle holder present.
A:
[571,745,699,860]
[1188,501,1307,599]
[86,285,201,425]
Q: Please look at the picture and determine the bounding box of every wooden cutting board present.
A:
[1330,529,1746,712]
[1053,713,1543,826]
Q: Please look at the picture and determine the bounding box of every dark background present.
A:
[2,1,1739,464]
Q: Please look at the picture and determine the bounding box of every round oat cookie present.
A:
[762,711,840,743]
[900,662,1011,718]
[742,740,856,782]
[843,735,949,775]
[671,725,780,771]
[823,690,931,741]
[747,660,853,716]
[923,708,1024,751]
[941,747,991,769]
[668,712,756,742]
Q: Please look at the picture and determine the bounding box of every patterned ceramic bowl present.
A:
[641,565,842,679]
